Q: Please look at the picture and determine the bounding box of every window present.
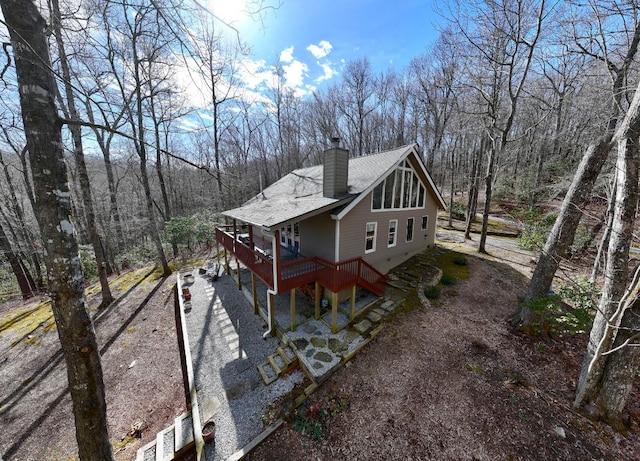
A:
[406,217,414,243]
[388,220,398,247]
[371,161,427,211]
[372,183,383,209]
[421,215,428,231]
[365,222,377,253]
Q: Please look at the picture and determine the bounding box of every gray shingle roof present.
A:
[223,144,426,229]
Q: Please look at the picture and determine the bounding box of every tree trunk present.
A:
[574,78,640,417]
[50,0,113,307]
[518,136,614,321]
[478,142,496,254]
[83,99,126,252]
[465,147,482,240]
[0,0,114,458]
[131,16,171,277]
[591,179,616,282]
[593,296,640,430]
[574,135,639,409]
[0,222,36,299]
[149,95,171,220]
[521,21,640,315]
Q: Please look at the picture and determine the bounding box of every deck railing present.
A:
[216,227,385,296]
[215,227,274,287]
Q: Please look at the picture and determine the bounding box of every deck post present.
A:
[224,248,229,274]
[274,229,282,289]
[290,288,296,331]
[252,273,258,315]
[314,282,321,320]
[331,291,339,333]
[237,264,242,290]
[233,220,241,290]
[268,291,276,337]
[350,285,356,319]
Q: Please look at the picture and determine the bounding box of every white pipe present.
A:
[263,230,279,339]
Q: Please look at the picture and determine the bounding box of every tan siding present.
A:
[338,189,439,274]
[299,212,335,260]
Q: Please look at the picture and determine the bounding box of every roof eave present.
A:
[222,196,356,231]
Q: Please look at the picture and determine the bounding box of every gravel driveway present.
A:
[183,268,303,460]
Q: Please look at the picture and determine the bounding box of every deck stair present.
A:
[135,410,194,461]
[257,344,298,385]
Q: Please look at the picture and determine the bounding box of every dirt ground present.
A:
[246,239,640,460]
[0,266,186,461]
[1,231,639,461]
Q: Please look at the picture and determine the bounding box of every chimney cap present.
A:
[331,137,340,148]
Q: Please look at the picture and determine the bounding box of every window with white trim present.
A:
[388,219,398,247]
[406,217,414,243]
[365,222,377,253]
[421,215,428,231]
[371,160,426,211]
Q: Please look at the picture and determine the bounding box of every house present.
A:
[215,140,446,335]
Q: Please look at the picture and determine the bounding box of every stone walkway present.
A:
[177,250,441,459]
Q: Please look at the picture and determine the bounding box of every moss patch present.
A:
[0,299,56,346]
[434,250,470,281]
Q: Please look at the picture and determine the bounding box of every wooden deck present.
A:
[215,227,385,296]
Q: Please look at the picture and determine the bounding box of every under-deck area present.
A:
[215,225,385,334]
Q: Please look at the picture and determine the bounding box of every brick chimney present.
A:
[323,137,349,198]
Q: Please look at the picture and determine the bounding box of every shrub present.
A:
[440,273,456,286]
[521,279,595,336]
[515,210,557,251]
[79,245,98,281]
[449,200,467,220]
[292,403,324,441]
[452,254,468,266]
[424,285,441,300]
[292,397,349,441]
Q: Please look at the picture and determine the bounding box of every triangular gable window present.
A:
[371,160,426,211]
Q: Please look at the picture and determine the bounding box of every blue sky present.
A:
[209,0,443,95]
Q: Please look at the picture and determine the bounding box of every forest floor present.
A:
[1,215,639,461]
[246,220,640,461]
[0,261,197,460]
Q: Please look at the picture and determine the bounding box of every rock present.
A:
[310,337,327,348]
[328,338,348,353]
[128,420,146,438]
[353,319,372,334]
[305,348,316,358]
[293,338,309,350]
[553,426,566,438]
[313,351,332,363]
[367,311,382,323]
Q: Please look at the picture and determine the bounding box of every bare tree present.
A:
[410,29,458,176]
[520,3,640,324]
[338,58,377,156]
[573,77,640,426]
[50,0,113,306]
[452,0,547,253]
[103,0,172,275]
[0,0,114,458]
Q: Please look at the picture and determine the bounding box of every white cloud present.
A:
[306,40,333,59]
[282,59,309,90]
[280,46,295,63]
[238,57,276,90]
[316,62,337,83]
